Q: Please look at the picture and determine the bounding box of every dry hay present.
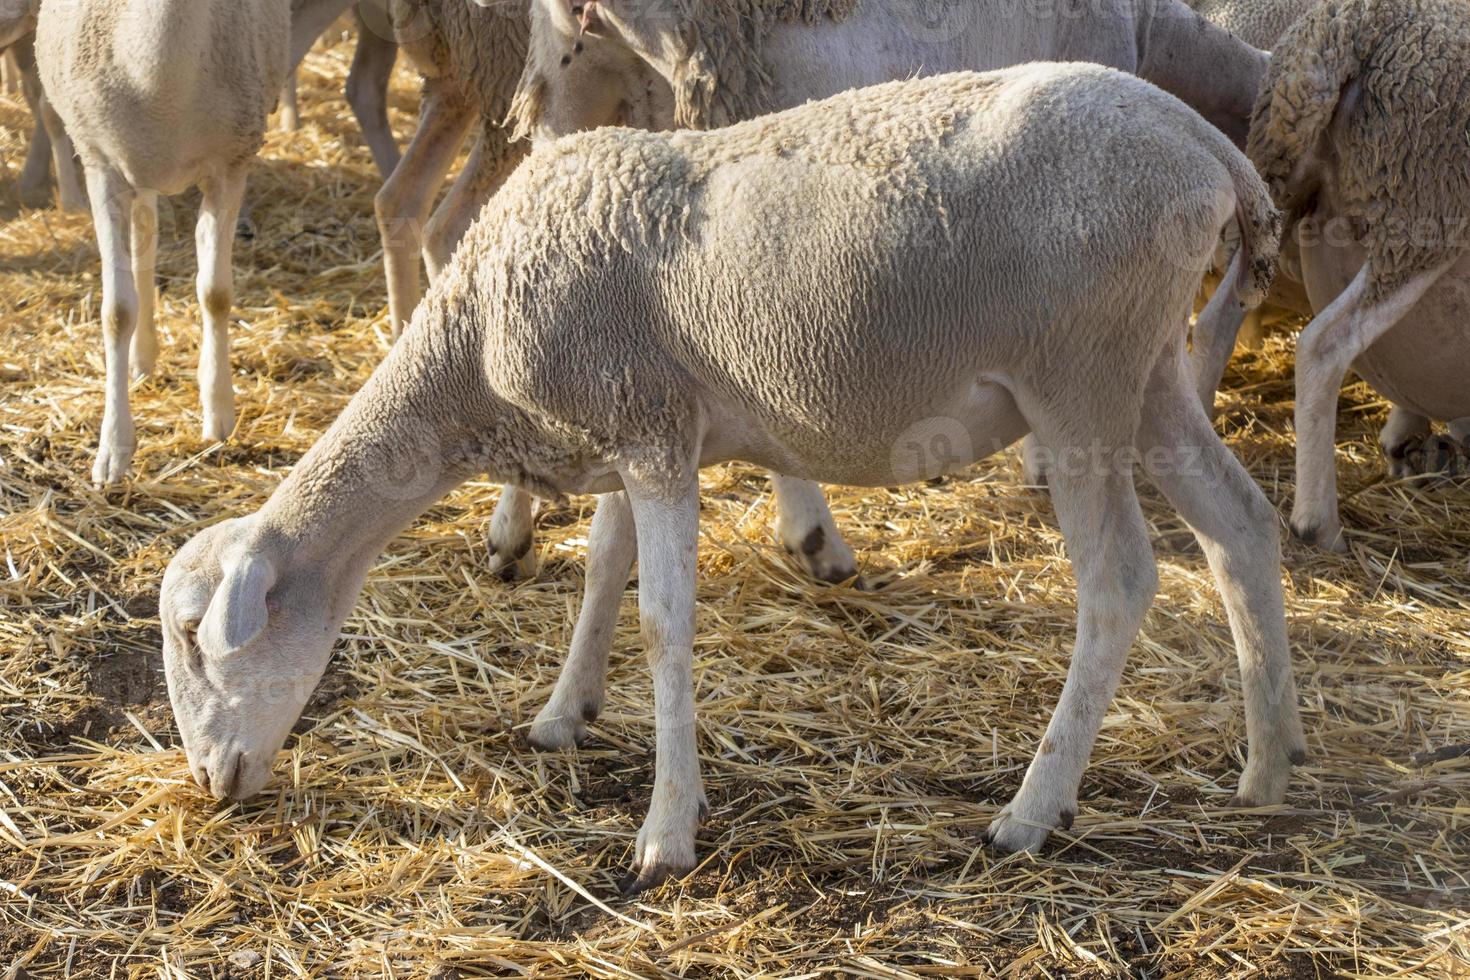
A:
[1,29,1468,980]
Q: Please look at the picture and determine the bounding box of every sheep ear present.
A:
[197,554,277,658]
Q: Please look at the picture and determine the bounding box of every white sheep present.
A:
[159,65,1306,891]
[491,0,1269,615]
[1194,0,1470,550]
[36,0,290,486]
[1,3,84,212]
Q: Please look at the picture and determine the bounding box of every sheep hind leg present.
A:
[15,43,51,208]
[1,49,18,95]
[1290,263,1450,550]
[129,190,158,380]
[278,71,299,132]
[86,166,139,485]
[986,433,1158,853]
[487,488,537,580]
[1190,251,1249,416]
[1379,405,1432,480]
[195,169,248,443]
[1139,340,1305,808]
[772,475,858,584]
[529,491,636,750]
[41,95,86,213]
[346,10,400,179]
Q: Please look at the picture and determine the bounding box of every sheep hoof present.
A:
[1386,434,1465,484]
[619,862,684,896]
[782,525,860,587]
[91,443,134,486]
[18,182,52,209]
[984,800,1070,854]
[487,534,536,581]
[526,704,595,750]
[1289,518,1346,553]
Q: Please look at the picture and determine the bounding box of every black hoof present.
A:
[1288,748,1308,766]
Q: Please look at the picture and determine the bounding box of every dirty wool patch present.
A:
[1,30,1467,980]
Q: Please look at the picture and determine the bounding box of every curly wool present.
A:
[390,0,529,125]
[1187,0,1315,49]
[1249,0,1470,298]
[655,0,858,127]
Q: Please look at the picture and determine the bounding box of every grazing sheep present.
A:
[1195,0,1470,549]
[36,0,290,485]
[489,0,1270,580]
[510,0,1267,142]
[160,66,1305,891]
[282,0,401,179]
[1,3,84,212]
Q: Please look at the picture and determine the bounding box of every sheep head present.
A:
[160,517,344,801]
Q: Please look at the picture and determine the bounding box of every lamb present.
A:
[159,65,1306,891]
[1,2,84,212]
[486,0,1270,581]
[1193,0,1470,550]
[36,0,290,485]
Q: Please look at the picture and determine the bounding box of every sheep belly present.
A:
[1299,210,1470,423]
[697,378,1029,488]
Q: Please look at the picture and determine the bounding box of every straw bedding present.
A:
[0,29,1467,979]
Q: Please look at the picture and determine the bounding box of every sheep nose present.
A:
[205,751,245,800]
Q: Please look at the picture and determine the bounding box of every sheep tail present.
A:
[1226,154,1282,309]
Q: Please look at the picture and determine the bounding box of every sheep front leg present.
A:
[986,457,1157,853]
[374,81,474,338]
[85,165,139,485]
[529,491,637,750]
[1290,264,1449,550]
[771,475,857,584]
[129,190,158,379]
[195,170,248,443]
[622,475,706,893]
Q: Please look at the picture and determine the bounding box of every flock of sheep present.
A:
[3,0,1467,893]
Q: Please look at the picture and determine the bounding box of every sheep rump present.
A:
[1249,0,1470,299]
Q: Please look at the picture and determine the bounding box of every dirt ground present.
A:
[1,27,1467,980]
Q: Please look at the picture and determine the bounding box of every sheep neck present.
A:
[254,325,497,570]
